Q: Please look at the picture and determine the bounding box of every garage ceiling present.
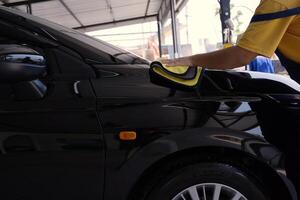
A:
[0,0,164,31]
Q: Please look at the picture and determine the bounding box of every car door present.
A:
[0,43,104,200]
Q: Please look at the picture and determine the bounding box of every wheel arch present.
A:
[128,146,293,200]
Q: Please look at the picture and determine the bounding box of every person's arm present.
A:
[161,46,258,70]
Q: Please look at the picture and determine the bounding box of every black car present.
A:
[0,6,298,200]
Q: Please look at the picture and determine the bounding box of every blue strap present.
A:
[251,6,300,23]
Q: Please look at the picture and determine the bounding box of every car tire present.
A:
[142,162,269,200]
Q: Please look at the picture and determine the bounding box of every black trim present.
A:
[251,6,300,23]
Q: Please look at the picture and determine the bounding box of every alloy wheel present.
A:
[172,183,247,200]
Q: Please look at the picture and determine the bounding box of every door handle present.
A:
[73,81,81,96]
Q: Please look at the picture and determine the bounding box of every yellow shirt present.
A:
[237,0,300,63]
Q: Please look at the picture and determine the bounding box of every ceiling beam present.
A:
[27,0,32,13]
[145,0,151,16]
[158,0,166,16]
[105,0,115,22]
[157,0,171,23]
[74,14,157,31]
[2,0,52,7]
[58,0,84,27]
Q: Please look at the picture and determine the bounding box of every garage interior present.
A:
[1,0,260,62]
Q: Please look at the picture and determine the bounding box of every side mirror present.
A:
[0,45,47,100]
[0,53,46,83]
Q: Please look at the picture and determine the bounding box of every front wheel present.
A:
[144,163,269,200]
[172,183,247,200]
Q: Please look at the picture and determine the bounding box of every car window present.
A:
[0,7,149,65]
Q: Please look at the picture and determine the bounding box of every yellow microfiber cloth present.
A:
[149,61,204,88]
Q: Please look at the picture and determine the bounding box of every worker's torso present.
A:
[261,0,300,63]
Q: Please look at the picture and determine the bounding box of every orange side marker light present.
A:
[119,131,137,141]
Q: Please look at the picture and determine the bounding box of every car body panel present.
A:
[0,79,105,200]
[91,64,295,199]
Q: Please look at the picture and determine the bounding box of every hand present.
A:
[160,57,191,66]
[160,58,177,66]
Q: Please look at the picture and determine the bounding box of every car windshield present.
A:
[0,6,149,64]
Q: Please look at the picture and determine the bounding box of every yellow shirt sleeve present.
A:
[237,0,295,58]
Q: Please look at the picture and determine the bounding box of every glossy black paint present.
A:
[92,64,297,199]
[0,6,298,200]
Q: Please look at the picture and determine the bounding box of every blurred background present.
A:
[1,0,285,74]
[86,0,260,61]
